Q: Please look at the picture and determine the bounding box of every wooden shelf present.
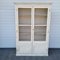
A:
[18,25,31,26]
[19,25,47,26]
[19,15,31,17]
[34,25,47,26]
[18,25,47,26]
[35,15,47,17]
[19,15,47,17]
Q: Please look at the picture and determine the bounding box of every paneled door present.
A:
[15,3,51,56]
[33,8,48,55]
[16,8,32,55]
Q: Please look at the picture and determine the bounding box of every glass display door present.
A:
[33,8,48,54]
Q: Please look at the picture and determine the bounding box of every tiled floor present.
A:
[0,48,60,60]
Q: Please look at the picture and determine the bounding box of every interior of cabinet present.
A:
[19,26,31,41]
[18,8,31,25]
[34,8,47,41]
[34,8,47,25]
[34,26,46,41]
[18,8,48,41]
[18,8,31,41]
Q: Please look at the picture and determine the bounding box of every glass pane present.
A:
[19,26,31,41]
[18,8,31,25]
[34,8,48,25]
[34,26,46,41]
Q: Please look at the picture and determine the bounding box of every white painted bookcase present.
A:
[15,2,51,56]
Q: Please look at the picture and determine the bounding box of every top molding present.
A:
[14,1,52,5]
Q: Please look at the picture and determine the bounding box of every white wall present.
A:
[0,0,60,48]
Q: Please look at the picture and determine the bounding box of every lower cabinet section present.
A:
[16,42,48,56]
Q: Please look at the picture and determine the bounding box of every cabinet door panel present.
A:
[33,42,48,54]
[33,8,48,55]
[17,42,32,54]
[16,8,32,55]
[34,26,46,41]
[34,8,47,25]
[18,8,31,25]
[19,26,31,41]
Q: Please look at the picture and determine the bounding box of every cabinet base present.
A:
[16,53,48,56]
